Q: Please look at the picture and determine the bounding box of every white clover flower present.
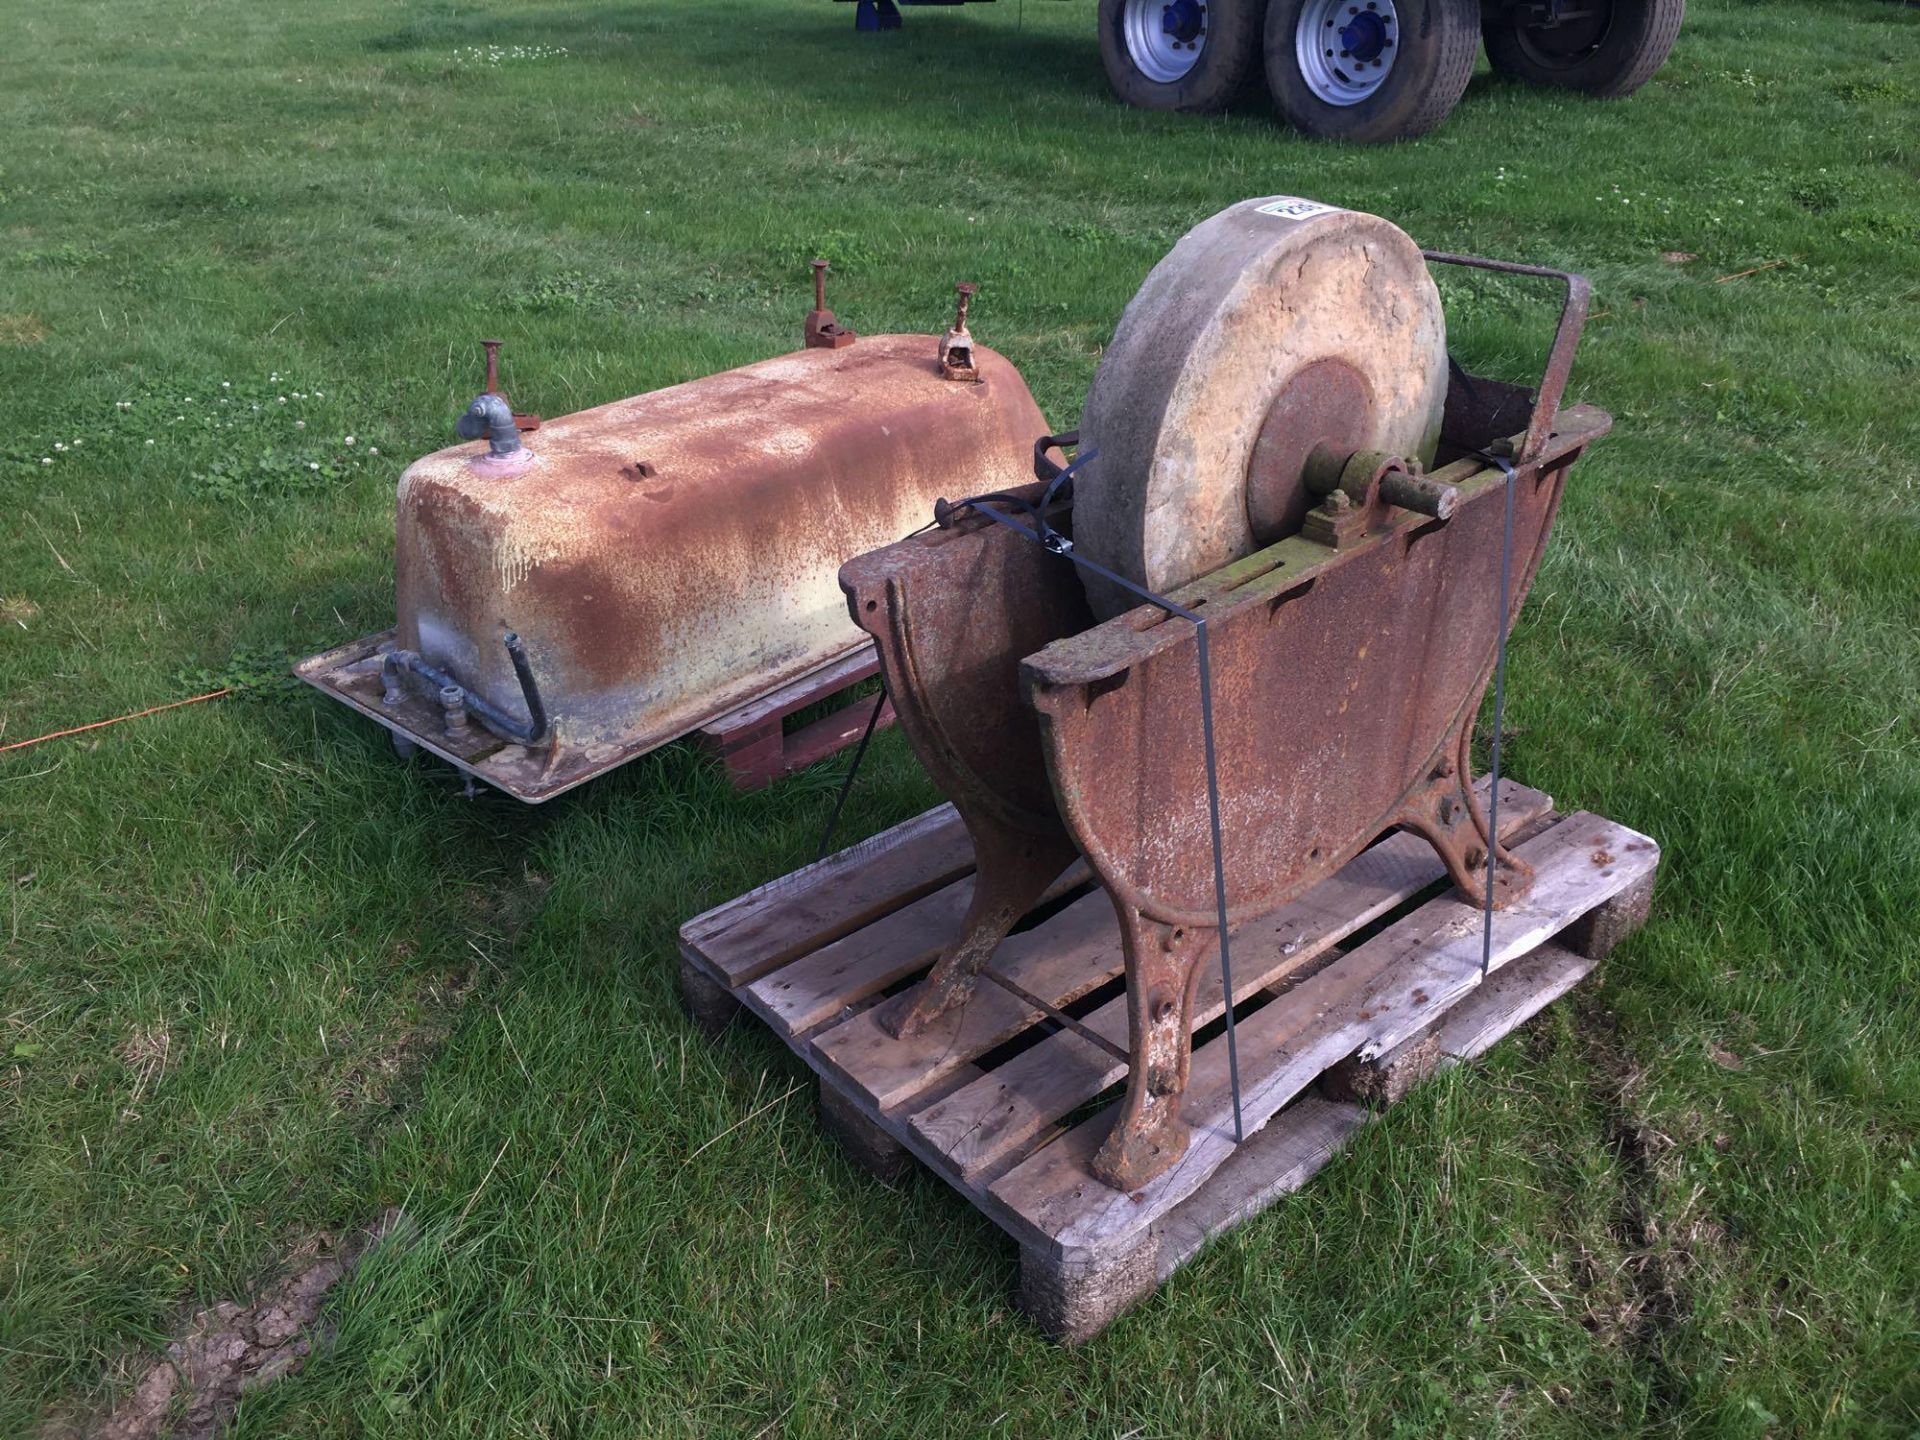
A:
[308,461,320,470]
[344,435,355,445]
[222,381,231,388]
[145,439,155,446]
[41,456,52,465]
[368,447,379,456]
[314,390,324,398]
[296,419,306,428]
[73,439,82,447]
[278,396,288,403]
[54,442,65,451]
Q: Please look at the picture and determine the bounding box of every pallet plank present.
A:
[990,811,1660,1258]
[778,694,895,776]
[1430,940,1595,1064]
[914,779,1552,1181]
[1021,935,1617,1338]
[1151,1093,1370,1282]
[684,805,974,987]
[745,861,1091,1039]
[811,888,1125,1112]
[698,645,880,740]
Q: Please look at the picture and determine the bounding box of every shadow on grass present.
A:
[364,3,1131,115]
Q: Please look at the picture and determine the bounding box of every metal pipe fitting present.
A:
[439,684,470,738]
[456,392,524,458]
[379,631,550,747]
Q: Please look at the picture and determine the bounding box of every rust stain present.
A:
[390,335,1048,765]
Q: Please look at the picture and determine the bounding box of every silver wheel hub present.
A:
[1123,0,1208,84]
[1296,0,1399,106]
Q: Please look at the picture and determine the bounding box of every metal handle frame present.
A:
[1421,251,1592,466]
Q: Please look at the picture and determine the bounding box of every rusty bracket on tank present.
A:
[381,631,551,748]
[938,282,979,382]
[804,259,857,350]
[479,339,542,432]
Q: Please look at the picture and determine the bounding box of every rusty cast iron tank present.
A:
[841,197,1609,1193]
[297,274,1048,801]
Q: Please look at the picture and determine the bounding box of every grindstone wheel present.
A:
[1074,195,1448,618]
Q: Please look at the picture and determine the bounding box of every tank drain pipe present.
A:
[381,632,550,747]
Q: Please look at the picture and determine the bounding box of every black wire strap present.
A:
[1480,453,1518,979]
[981,967,1131,1064]
[945,450,1247,1146]
[815,674,890,861]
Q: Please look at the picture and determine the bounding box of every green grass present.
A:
[3,0,1917,1433]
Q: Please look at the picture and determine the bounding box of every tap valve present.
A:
[457,340,537,476]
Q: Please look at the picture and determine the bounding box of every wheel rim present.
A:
[1123,0,1208,85]
[1513,1,1616,70]
[1295,0,1400,107]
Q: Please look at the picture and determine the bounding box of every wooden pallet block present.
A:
[691,645,895,791]
[678,781,1660,1341]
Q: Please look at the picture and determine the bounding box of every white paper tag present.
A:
[1255,196,1340,221]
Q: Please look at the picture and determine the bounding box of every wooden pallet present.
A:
[691,646,894,791]
[678,780,1660,1341]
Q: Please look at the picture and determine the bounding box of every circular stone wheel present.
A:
[1482,0,1685,98]
[1098,0,1266,113]
[1264,0,1480,144]
[1074,196,1447,619]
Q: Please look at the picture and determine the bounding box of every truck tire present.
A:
[1264,0,1480,143]
[1482,0,1684,98]
[1099,0,1265,113]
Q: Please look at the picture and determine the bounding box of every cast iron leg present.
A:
[882,819,1080,1039]
[1089,906,1213,1192]
[1395,722,1533,909]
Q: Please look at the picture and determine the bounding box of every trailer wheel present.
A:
[1482,0,1685,98]
[1099,0,1264,113]
[1264,0,1479,143]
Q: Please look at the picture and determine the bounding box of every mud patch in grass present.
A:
[84,1211,406,1440]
